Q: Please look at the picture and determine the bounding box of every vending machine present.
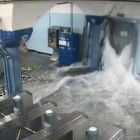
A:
[59,27,79,66]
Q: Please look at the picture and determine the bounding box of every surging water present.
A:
[26,38,140,140]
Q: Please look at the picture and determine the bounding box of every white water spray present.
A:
[25,37,140,140]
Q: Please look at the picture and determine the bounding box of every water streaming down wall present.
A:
[27,37,140,139]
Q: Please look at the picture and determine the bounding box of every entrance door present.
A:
[108,18,137,56]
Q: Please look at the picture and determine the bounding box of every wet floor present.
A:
[24,42,140,140]
[0,47,54,93]
[0,47,89,94]
[0,46,140,140]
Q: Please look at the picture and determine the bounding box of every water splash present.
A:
[26,38,140,139]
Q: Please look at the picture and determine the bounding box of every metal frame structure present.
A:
[23,115,126,140]
[82,15,107,70]
[0,93,127,140]
[0,28,33,95]
[0,90,32,118]
[23,111,89,140]
[0,47,23,94]
[108,16,139,54]
[0,0,140,3]
[82,15,140,73]
[0,98,57,140]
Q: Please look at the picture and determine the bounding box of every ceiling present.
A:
[0,0,140,2]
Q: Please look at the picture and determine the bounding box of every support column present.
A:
[4,47,22,95]
[91,25,101,71]
[0,28,33,95]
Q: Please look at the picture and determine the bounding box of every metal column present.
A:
[3,47,22,95]
[91,25,101,71]
[82,16,106,71]
[0,28,33,95]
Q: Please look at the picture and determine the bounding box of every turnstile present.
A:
[23,111,89,140]
[0,97,57,140]
[23,105,126,140]
[86,125,126,140]
[0,90,32,118]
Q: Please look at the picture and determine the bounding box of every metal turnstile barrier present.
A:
[0,96,57,140]
[0,90,126,140]
[0,90,32,118]
[23,110,126,140]
[23,111,89,140]
[86,125,126,140]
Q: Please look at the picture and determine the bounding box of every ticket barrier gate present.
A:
[86,125,126,140]
[24,112,126,140]
[0,90,32,118]
[23,111,89,140]
[0,92,126,140]
[0,96,57,140]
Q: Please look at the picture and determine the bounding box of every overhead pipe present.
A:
[0,0,140,5]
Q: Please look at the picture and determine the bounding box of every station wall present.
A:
[27,4,85,54]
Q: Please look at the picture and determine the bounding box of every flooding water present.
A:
[26,38,140,140]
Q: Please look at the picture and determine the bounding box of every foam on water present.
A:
[57,62,88,74]
[29,38,140,139]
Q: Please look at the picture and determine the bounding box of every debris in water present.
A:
[25,38,140,140]
[22,66,36,82]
